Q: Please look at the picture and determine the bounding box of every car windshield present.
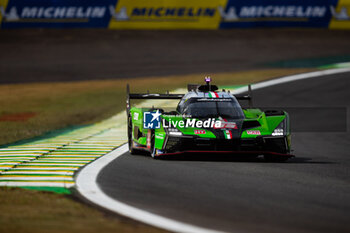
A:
[182,98,244,119]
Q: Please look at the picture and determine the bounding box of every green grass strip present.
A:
[20,186,71,194]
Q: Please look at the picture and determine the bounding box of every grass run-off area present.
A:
[0,68,313,233]
[0,187,166,233]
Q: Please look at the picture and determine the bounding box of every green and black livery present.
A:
[126,80,293,161]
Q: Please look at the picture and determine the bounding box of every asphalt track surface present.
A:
[1,29,350,83]
[97,73,350,233]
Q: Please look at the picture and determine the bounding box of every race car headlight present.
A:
[272,128,284,136]
[272,120,285,136]
[168,127,183,136]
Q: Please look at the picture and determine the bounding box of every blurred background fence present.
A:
[0,0,350,29]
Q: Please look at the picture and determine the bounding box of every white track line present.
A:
[0,177,73,181]
[1,171,74,175]
[12,167,78,170]
[45,155,100,157]
[36,160,90,162]
[76,68,350,233]
[24,163,85,166]
[233,68,350,94]
[39,158,93,161]
[76,144,222,233]
[0,181,74,188]
[0,154,41,156]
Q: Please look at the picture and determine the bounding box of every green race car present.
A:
[126,77,293,161]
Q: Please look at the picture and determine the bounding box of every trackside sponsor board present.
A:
[1,0,349,29]
[329,0,350,29]
[108,0,225,29]
[219,0,338,28]
[0,0,117,28]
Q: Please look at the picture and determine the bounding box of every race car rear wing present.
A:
[126,83,253,116]
[235,84,253,108]
[126,84,184,116]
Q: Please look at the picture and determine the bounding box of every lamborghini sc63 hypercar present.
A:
[126,78,293,161]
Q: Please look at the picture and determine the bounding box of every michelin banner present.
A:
[0,0,349,29]
[0,0,116,28]
[330,0,350,29]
